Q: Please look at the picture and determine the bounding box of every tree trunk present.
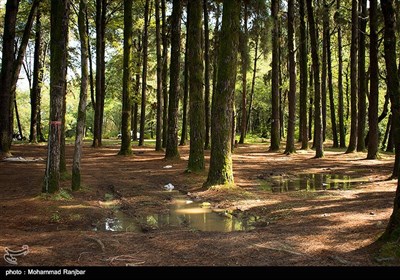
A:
[161,0,168,148]
[205,0,239,187]
[44,0,70,193]
[307,0,323,158]
[357,0,367,151]
[326,1,338,148]
[299,0,308,150]
[155,0,163,151]
[180,12,189,146]
[139,0,150,147]
[210,2,220,147]
[187,0,205,172]
[72,0,89,191]
[284,0,296,154]
[30,5,42,143]
[367,0,379,159]
[270,0,280,151]
[239,2,248,145]
[383,114,392,150]
[86,11,95,111]
[60,89,67,174]
[165,0,182,159]
[119,0,133,155]
[0,0,19,156]
[203,0,211,150]
[92,0,105,148]
[321,0,327,143]
[346,0,358,153]
[380,0,400,241]
[132,34,141,142]
[308,67,313,141]
[247,35,259,135]
[337,0,346,148]
[36,44,47,143]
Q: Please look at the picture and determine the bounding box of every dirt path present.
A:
[0,142,398,266]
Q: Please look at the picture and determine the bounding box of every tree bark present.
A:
[307,0,323,158]
[118,0,133,155]
[205,0,240,187]
[161,0,169,148]
[210,2,220,147]
[203,0,211,150]
[247,35,259,135]
[321,0,327,143]
[367,0,379,159]
[299,0,308,150]
[239,2,248,145]
[30,5,42,143]
[380,0,400,240]
[284,0,296,154]
[337,0,346,148]
[155,0,163,151]
[0,0,19,156]
[44,0,70,193]
[180,11,189,146]
[165,0,182,159]
[72,0,89,191]
[139,0,150,147]
[187,0,205,172]
[326,0,338,148]
[346,0,358,153]
[357,0,367,151]
[270,0,280,151]
[92,0,105,148]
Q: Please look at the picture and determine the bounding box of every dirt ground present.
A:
[0,141,399,266]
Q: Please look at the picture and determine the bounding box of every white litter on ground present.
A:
[163,183,174,191]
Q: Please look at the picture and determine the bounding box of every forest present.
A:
[0,0,400,267]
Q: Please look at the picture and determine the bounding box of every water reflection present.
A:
[268,174,367,193]
[99,196,256,233]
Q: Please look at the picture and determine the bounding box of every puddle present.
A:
[262,173,369,193]
[95,195,256,233]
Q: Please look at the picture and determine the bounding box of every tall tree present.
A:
[299,0,308,150]
[72,0,89,191]
[161,0,169,148]
[321,0,328,142]
[205,0,240,187]
[92,0,106,148]
[239,1,249,144]
[180,10,189,146]
[367,0,379,159]
[187,0,205,172]
[326,0,338,148]
[165,0,182,159]
[203,0,211,150]
[346,0,358,153]
[119,0,133,155]
[357,0,367,151]
[284,0,296,154]
[0,0,20,155]
[380,0,400,241]
[139,0,150,147]
[30,4,42,143]
[155,0,163,151]
[270,0,280,151]
[336,0,346,148]
[43,0,70,193]
[307,0,323,158]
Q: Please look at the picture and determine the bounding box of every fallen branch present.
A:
[85,236,106,253]
[107,254,142,264]
[253,243,304,256]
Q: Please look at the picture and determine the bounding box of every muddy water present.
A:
[264,173,369,192]
[96,195,256,233]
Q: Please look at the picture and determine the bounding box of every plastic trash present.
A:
[163,183,174,191]
[163,165,173,169]
[185,200,193,204]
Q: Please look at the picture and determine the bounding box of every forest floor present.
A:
[1,141,399,267]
